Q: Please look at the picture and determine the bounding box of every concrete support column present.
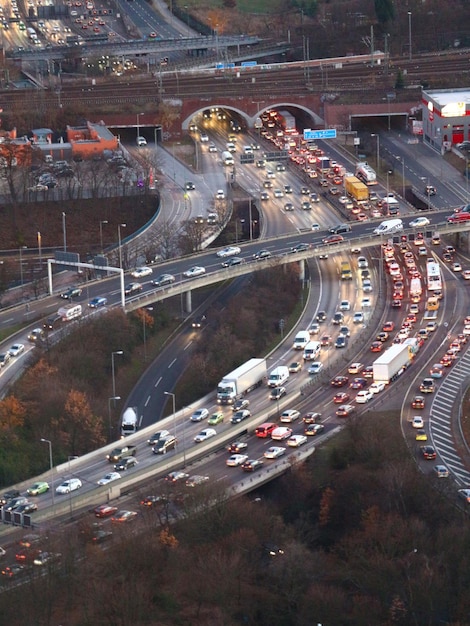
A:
[299,259,306,281]
[185,290,192,313]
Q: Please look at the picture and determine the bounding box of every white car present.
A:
[280,409,300,423]
[271,427,293,441]
[287,434,308,447]
[409,217,430,228]
[131,266,152,278]
[308,362,323,375]
[452,262,462,272]
[8,343,25,357]
[97,472,121,486]
[264,446,286,459]
[190,408,209,422]
[348,362,364,374]
[355,389,373,403]
[361,297,372,308]
[369,381,385,394]
[215,189,225,199]
[226,454,248,467]
[357,256,368,269]
[273,188,284,198]
[183,266,206,278]
[216,246,241,258]
[339,300,351,311]
[311,223,320,231]
[353,312,364,324]
[412,416,424,429]
[194,428,217,443]
[56,478,82,494]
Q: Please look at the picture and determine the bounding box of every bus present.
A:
[410,278,422,303]
[426,260,442,292]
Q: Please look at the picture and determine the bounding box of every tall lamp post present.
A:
[118,223,126,270]
[164,391,177,439]
[99,220,108,253]
[408,11,412,61]
[37,231,42,271]
[40,438,54,508]
[108,396,121,442]
[111,350,123,399]
[371,133,380,172]
[62,212,67,252]
[19,245,27,286]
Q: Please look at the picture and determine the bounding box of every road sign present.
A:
[241,61,257,67]
[303,128,337,140]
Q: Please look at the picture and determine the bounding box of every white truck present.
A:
[217,358,267,405]
[267,365,289,388]
[221,150,234,166]
[121,407,139,437]
[372,344,412,384]
[356,162,377,185]
[373,218,403,236]
[293,330,310,350]
[57,304,82,321]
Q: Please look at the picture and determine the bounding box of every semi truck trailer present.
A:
[344,176,369,202]
[372,344,412,384]
[217,358,267,404]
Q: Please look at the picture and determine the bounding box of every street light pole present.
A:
[371,133,380,172]
[99,220,108,253]
[143,307,153,362]
[40,438,54,508]
[408,11,412,61]
[164,391,177,440]
[118,223,126,270]
[108,396,121,442]
[19,246,27,286]
[62,212,67,252]
[37,231,42,271]
[111,350,123,399]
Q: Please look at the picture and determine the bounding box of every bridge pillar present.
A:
[185,290,192,313]
[299,259,306,281]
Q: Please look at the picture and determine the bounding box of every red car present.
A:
[383,321,395,332]
[94,504,118,518]
[370,341,383,352]
[421,446,437,460]
[411,395,425,409]
[322,234,344,245]
[331,375,349,387]
[333,392,350,404]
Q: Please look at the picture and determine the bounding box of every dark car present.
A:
[421,445,437,460]
[3,497,29,511]
[241,459,264,472]
[230,409,251,424]
[114,456,138,471]
[291,243,309,253]
[14,502,38,514]
[152,435,177,455]
[124,282,143,296]
[43,313,62,331]
[226,441,248,453]
[232,398,250,412]
[152,274,176,287]
[0,490,20,506]
[331,376,349,387]
[60,286,82,299]
[350,377,368,390]
[305,423,325,436]
[316,311,327,323]
[191,314,206,329]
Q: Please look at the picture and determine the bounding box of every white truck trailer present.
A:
[217,358,267,405]
[121,407,139,437]
[372,344,412,384]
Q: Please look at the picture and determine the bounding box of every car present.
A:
[322,234,344,244]
[363,366,374,379]
[111,510,138,523]
[284,202,294,211]
[412,416,424,429]
[27,481,49,496]
[301,201,312,210]
[269,386,286,400]
[152,274,176,287]
[288,361,302,373]
[194,428,217,443]
[264,446,286,459]
[14,501,38,514]
[271,426,293,441]
[8,343,25,357]
[420,378,435,393]
[430,364,445,378]
[333,312,344,325]
[217,246,241,258]
[208,411,224,425]
[434,465,449,478]
[331,375,349,387]
[165,471,189,483]
[339,326,350,338]
[1,564,25,578]
[311,223,321,232]
[140,495,167,507]
[152,436,177,454]
[88,296,108,308]
[124,282,143,296]
[334,391,350,404]
[458,489,470,503]
[336,404,355,417]
[369,382,385,394]
[241,459,264,472]
[184,181,195,190]
[190,408,209,422]
[370,341,383,353]
[94,504,118,518]
[357,256,368,269]
[355,389,373,403]
[362,279,373,293]
[452,262,463,272]
[222,257,243,268]
[309,322,320,334]
[60,286,82,299]
[411,395,426,411]
[305,423,325,436]
[316,311,327,323]
[308,361,323,375]
[226,453,249,467]
[348,362,364,374]
[284,184,293,194]
[131,266,152,278]
[415,430,428,442]
[191,315,206,329]
[409,217,430,228]
[349,377,368,390]
[361,297,372,308]
[0,352,10,367]
[114,456,138,471]
[183,266,206,278]
[33,551,61,566]
[55,478,82,494]
[421,445,437,460]
[273,188,284,198]
[335,336,347,349]
[230,409,250,424]
[260,191,269,201]
[291,243,309,253]
[287,434,308,447]
[321,334,331,346]
[280,409,300,423]
[226,441,248,454]
[147,430,171,445]
[376,332,389,343]
[353,312,364,324]
[447,212,470,223]
[97,472,121,486]
[253,249,271,260]
[232,398,249,412]
[339,300,351,311]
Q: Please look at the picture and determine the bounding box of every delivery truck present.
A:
[356,162,377,185]
[344,176,369,202]
[217,358,267,404]
[372,344,412,384]
[121,407,139,437]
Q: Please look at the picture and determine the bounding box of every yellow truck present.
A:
[344,176,369,202]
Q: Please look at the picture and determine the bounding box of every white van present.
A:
[57,304,82,321]
[221,151,234,166]
[268,366,289,388]
[373,219,403,236]
[136,136,147,147]
[303,341,321,361]
[226,142,236,153]
[293,330,310,350]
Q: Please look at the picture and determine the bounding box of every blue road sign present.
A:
[303,128,337,140]
[241,61,257,67]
